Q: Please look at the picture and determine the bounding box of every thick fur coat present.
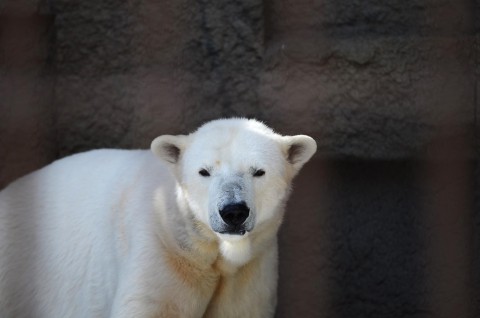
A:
[0,118,316,317]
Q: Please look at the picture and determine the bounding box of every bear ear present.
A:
[151,135,188,164]
[281,135,317,172]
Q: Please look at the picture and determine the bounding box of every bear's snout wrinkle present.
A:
[219,202,250,228]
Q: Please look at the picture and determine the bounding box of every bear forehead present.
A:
[183,125,284,168]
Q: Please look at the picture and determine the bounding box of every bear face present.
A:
[151,118,316,264]
[181,121,288,237]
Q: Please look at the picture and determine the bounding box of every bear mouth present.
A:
[218,228,248,236]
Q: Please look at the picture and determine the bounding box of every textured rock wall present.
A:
[0,0,476,179]
[50,0,265,156]
[0,0,477,317]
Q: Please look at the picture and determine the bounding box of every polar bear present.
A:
[0,118,316,317]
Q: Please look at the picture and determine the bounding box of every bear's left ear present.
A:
[151,135,189,164]
[281,135,317,173]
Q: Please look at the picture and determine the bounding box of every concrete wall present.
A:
[0,0,477,317]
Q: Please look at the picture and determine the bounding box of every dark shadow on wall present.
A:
[475,162,480,317]
[278,154,474,318]
[277,160,428,318]
[326,161,428,318]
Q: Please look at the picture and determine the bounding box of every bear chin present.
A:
[218,233,252,267]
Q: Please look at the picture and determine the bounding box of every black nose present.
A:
[219,203,250,227]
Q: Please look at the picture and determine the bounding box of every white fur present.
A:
[0,118,316,317]
[218,234,252,266]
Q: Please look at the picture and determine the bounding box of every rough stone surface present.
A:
[262,0,474,158]
[0,0,475,167]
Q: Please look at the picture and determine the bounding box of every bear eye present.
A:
[199,169,210,177]
[253,169,265,177]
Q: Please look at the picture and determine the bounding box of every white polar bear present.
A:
[0,118,316,317]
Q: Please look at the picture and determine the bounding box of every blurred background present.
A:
[0,0,477,317]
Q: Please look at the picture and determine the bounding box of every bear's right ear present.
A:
[151,135,188,164]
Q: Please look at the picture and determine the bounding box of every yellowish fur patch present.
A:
[163,248,218,295]
[155,301,181,318]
